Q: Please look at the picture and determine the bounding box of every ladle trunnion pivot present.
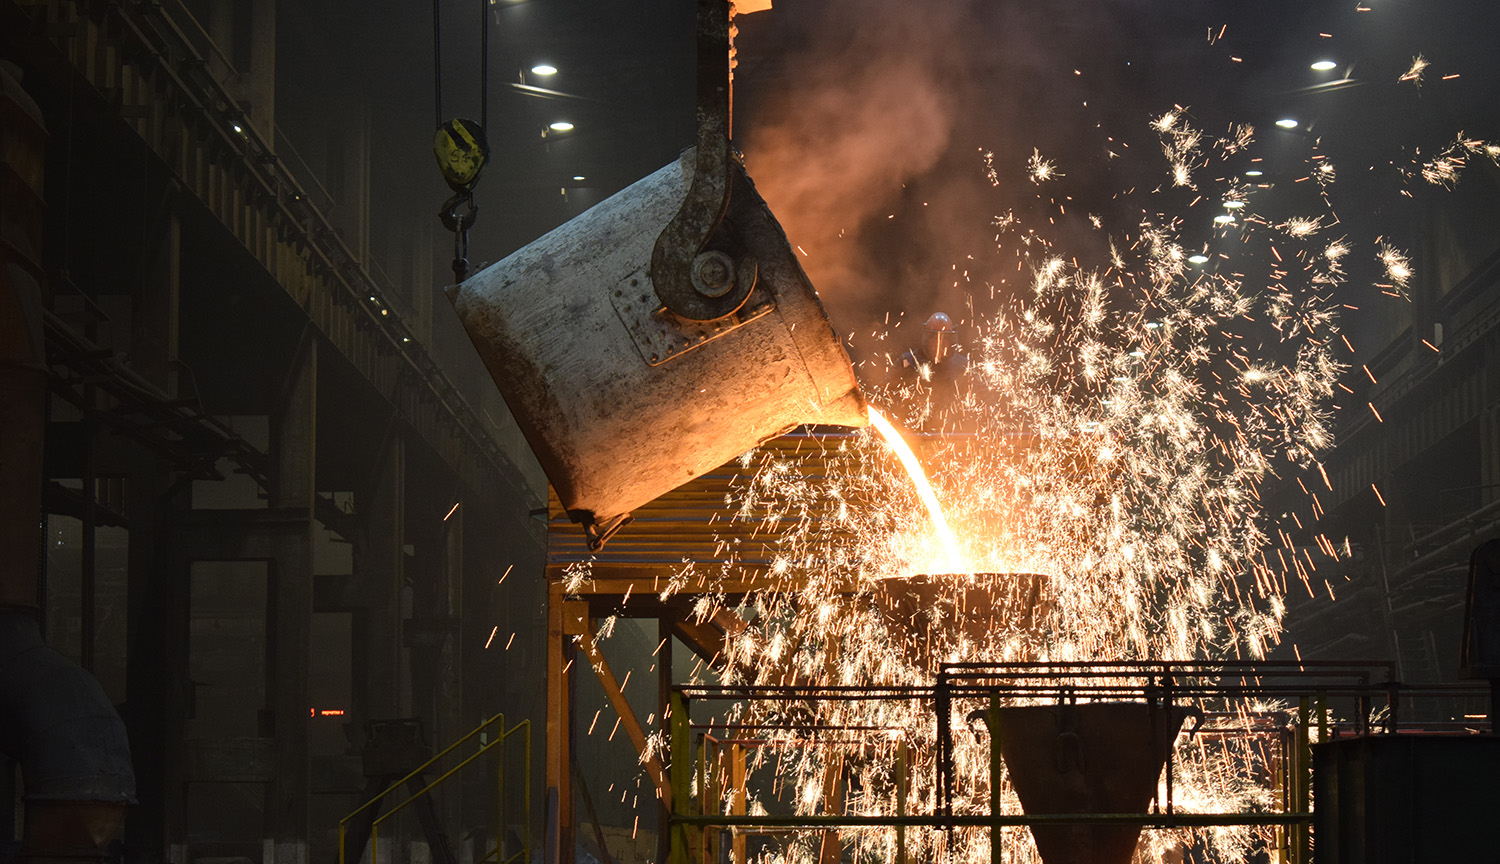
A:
[448,149,866,548]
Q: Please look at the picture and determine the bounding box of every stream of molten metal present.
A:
[867,407,968,573]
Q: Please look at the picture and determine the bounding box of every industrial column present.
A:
[267,337,318,864]
[359,432,407,725]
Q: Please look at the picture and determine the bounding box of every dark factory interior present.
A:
[2,2,1499,864]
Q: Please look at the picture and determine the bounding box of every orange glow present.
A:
[868,407,967,574]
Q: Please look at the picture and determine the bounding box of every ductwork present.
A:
[2,59,136,863]
[0,613,136,860]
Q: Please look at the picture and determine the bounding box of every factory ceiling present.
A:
[284,0,1500,351]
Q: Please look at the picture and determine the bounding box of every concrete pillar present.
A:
[124,469,192,859]
[358,433,405,724]
[267,338,317,864]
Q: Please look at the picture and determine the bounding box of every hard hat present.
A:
[922,312,954,363]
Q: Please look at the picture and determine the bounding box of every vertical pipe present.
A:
[729,743,744,864]
[895,739,907,864]
[545,582,570,864]
[696,733,707,864]
[1294,697,1310,864]
[668,691,690,864]
[1278,722,1291,864]
[1163,678,1174,816]
[987,694,1002,864]
[657,619,673,864]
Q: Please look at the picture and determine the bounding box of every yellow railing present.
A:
[337,714,532,864]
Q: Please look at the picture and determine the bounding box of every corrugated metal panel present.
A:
[546,429,861,593]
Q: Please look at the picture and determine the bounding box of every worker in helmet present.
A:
[891,311,970,430]
[898,312,968,381]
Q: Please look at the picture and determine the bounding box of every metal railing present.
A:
[338,714,532,864]
[667,664,1493,864]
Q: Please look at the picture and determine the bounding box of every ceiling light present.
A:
[1245,169,1264,177]
[1311,60,1338,71]
[1276,118,1299,129]
[572,175,586,181]
[1188,254,1210,264]
[549,121,575,131]
[1224,200,1246,209]
[1214,214,1236,224]
[531,64,558,76]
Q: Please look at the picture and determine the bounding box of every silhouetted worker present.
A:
[898,312,968,382]
[894,312,970,430]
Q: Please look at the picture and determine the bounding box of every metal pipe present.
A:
[671,813,1314,827]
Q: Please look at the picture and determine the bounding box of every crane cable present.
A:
[433,0,491,282]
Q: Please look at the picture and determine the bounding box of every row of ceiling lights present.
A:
[1275,59,1345,131]
[527,62,587,182]
[1185,57,1346,263]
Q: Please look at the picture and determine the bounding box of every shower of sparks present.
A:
[1279,216,1322,238]
[643,107,1361,864]
[1156,107,1204,188]
[1026,148,1059,184]
[1417,134,1500,188]
[982,150,1001,187]
[1376,241,1413,295]
[563,26,1494,864]
[1399,53,1429,86]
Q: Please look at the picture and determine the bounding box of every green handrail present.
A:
[338,714,530,864]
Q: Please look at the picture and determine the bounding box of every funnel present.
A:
[870,574,1049,671]
[989,702,1198,864]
